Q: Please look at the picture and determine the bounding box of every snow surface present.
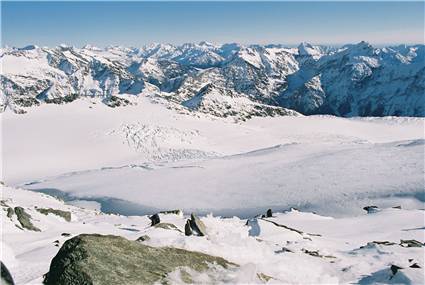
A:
[1,97,424,217]
[1,186,424,284]
[1,89,424,284]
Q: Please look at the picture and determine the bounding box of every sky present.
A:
[1,1,424,47]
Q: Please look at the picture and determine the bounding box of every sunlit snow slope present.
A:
[2,97,424,216]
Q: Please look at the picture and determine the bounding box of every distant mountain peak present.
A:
[1,42,424,117]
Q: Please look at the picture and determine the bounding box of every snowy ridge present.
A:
[1,41,424,117]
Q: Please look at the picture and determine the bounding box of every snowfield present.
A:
[1,95,424,284]
[2,96,424,217]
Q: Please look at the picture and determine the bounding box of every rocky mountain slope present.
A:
[1,41,424,117]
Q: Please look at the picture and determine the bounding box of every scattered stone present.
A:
[1,262,14,285]
[189,213,207,236]
[61,233,71,237]
[149,214,160,226]
[103,96,131,108]
[392,205,402,209]
[257,272,273,282]
[266,209,273,218]
[44,234,236,285]
[185,220,193,236]
[390,264,403,275]
[6,207,14,218]
[409,263,421,268]
[36,208,72,222]
[136,235,150,242]
[275,247,293,254]
[153,223,182,232]
[372,241,397,246]
[400,239,424,248]
[302,249,336,259]
[14,207,40,231]
[363,206,380,214]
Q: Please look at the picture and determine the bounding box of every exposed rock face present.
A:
[44,234,236,285]
[36,208,72,222]
[2,42,423,117]
[14,206,40,231]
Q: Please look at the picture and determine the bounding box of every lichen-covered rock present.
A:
[14,207,40,231]
[44,234,236,285]
[6,207,14,218]
[153,222,182,232]
[36,208,71,222]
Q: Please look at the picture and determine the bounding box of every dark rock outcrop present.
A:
[185,220,193,236]
[1,262,14,285]
[149,214,160,226]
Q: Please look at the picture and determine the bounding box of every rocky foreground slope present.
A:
[1,186,424,284]
[1,41,424,117]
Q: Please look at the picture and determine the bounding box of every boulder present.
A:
[189,213,207,236]
[1,262,14,285]
[185,220,193,236]
[266,209,273,218]
[149,214,160,226]
[44,234,236,285]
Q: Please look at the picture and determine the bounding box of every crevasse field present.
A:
[1,95,424,284]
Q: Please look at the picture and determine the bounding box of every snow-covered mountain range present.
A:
[1,41,424,117]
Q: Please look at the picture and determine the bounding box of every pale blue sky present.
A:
[2,1,424,47]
